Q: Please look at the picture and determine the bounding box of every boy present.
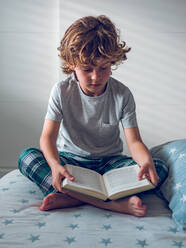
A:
[18,15,167,216]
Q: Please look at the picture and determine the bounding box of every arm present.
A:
[124,127,159,186]
[40,119,74,192]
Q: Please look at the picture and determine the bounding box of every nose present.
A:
[91,69,100,81]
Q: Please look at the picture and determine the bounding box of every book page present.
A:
[63,164,105,194]
[103,165,151,196]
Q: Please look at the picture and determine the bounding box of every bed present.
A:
[0,139,186,247]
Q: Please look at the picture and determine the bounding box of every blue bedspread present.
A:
[0,170,185,247]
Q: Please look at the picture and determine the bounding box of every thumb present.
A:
[149,168,159,186]
[63,169,75,181]
[138,166,146,180]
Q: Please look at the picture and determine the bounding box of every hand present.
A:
[138,163,159,186]
[51,164,75,193]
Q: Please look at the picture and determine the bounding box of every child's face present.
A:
[73,60,111,97]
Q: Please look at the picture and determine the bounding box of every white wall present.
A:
[0,0,186,169]
[0,0,59,168]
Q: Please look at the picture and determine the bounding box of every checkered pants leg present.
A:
[18,148,168,197]
[18,148,59,196]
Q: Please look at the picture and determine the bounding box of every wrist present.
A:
[50,161,62,171]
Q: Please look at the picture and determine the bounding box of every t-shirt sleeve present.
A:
[45,83,63,122]
[120,88,138,128]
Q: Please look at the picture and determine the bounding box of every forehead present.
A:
[78,59,111,68]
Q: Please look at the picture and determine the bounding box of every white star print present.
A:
[169,148,176,154]
[178,153,185,159]
[175,183,182,190]
[181,194,186,203]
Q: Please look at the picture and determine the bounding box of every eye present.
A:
[100,65,109,71]
[100,63,111,71]
[100,67,107,70]
[82,68,92,72]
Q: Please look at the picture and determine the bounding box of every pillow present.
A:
[150,139,186,232]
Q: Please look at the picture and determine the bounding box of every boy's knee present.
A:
[18,147,42,172]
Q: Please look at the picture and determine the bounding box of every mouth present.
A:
[89,84,101,87]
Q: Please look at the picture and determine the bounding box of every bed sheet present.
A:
[0,169,185,248]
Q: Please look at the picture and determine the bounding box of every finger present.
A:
[60,169,75,193]
[53,180,63,193]
[138,166,146,180]
[63,169,75,181]
[52,167,75,192]
[149,169,159,186]
[52,172,65,192]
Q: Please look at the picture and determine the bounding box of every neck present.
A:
[79,84,107,97]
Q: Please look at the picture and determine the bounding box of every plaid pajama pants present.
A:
[18,147,168,197]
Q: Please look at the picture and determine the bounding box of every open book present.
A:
[61,164,155,201]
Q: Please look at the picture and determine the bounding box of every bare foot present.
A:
[40,193,84,211]
[65,191,147,217]
[109,195,147,217]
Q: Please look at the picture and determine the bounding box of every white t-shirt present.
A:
[45,76,138,158]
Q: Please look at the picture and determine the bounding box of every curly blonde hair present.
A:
[58,15,131,74]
